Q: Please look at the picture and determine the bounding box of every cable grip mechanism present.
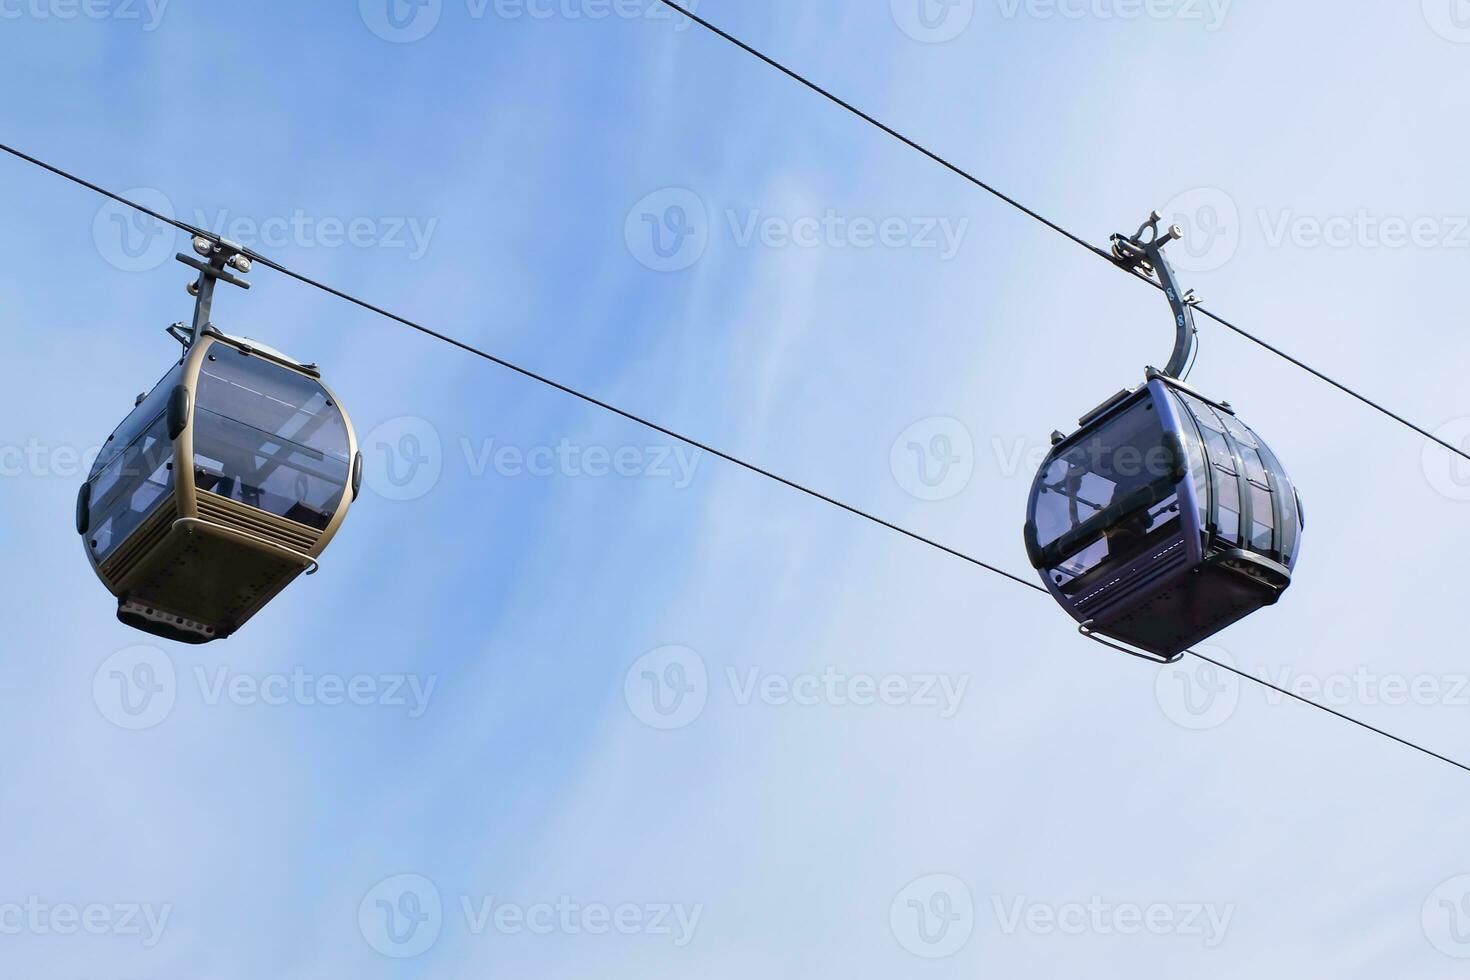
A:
[1110,210,1200,380]
[174,236,253,350]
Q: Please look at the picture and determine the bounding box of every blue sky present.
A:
[3,1,1470,976]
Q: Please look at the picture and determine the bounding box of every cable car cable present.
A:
[248,256,1047,595]
[649,0,1470,466]
[0,142,1037,591]
[1186,648,1470,775]
[0,141,208,239]
[1,147,1467,776]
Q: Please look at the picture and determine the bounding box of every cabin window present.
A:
[1033,396,1187,592]
[87,412,175,561]
[192,347,350,530]
[1163,391,1212,531]
[1249,484,1275,552]
[89,364,185,481]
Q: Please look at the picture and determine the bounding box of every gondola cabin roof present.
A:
[203,328,321,377]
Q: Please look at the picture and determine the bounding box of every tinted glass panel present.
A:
[1253,436,1300,563]
[1050,496,1182,595]
[1180,394,1227,433]
[1200,426,1236,472]
[1164,392,1211,527]
[193,348,350,530]
[1279,486,1300,561]
[1221,414,1259,449]
[1238,444,1270,486]
[1053,537,1110,585]
[1215,467,1241,544]
[1033,397,1175,552]
[87,412,175,561]
[1250,484,1275,553]
[90,364,184,480]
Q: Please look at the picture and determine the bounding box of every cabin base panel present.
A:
[107,521,309,643]
[1087,551,1290,660]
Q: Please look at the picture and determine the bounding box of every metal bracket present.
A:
[175,236,254,350]
[1078,620,1185,665]
[1110,210,1199,380]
